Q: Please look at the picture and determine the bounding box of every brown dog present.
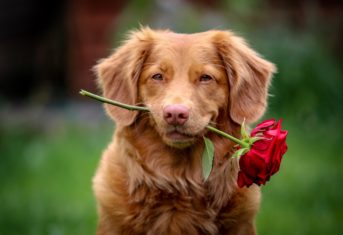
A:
[92,27,276,235]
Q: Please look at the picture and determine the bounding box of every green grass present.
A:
[0,118,342,234]
[0,122,113,235]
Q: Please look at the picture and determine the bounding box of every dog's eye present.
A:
[199,74,213,82]
[152,73,164,81]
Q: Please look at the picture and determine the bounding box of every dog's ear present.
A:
[213,31,276,124]
[94,28,154,126]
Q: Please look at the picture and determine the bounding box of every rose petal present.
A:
[251,119,276,136]
[237,171,254,188]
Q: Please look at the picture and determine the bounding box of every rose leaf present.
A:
[202,137,215,181]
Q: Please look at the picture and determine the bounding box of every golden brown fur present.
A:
[93,27,276,235]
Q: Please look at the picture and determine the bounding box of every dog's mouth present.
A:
[166,129,194,141]
[162,126,203,148]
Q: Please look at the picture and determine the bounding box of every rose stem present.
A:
[205,126,249,148]
[79,89,149,112]
[79,89,249,148]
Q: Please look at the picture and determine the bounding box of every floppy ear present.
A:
[94,28,154,126]
[213,31,276,124]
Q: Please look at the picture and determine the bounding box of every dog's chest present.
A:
[121,177,234,234]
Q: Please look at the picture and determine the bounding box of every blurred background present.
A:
[0,0,342,234]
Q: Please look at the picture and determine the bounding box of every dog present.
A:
[92,27,276,235]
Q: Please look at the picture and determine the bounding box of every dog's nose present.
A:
[163,104,189,126]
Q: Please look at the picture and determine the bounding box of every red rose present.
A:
[237,119,288,188]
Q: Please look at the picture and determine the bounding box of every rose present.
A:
[237,119,288,188]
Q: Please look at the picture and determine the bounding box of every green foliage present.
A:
[258,31,343,124]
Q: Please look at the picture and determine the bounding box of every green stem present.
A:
[206,126,249,148]
[80,89,249,148]
[79,89,149,112]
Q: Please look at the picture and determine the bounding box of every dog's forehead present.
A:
[150,32,219,64]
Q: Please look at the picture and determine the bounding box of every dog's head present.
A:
[95,28,276,148]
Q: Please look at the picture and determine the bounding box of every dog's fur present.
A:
[92,28,276,235]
